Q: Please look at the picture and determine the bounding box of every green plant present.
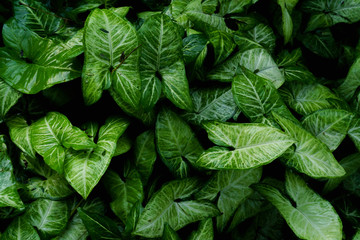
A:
[1,0,360,239]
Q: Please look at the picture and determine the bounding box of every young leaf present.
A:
[302,109,354,151]
[134,178,220,238]
[78,208,122,240]
[182,87,238,125]
[1,216,40,240]
[195,168,262,232]
[254,171,343,240]
[0,19,81,94]
[31,112,96,174]
[0,135,24,209]
[103,169,143,224]
[82,8,141,107]
[0,80,22,123]
[64,117,129,199]
[188,218,214,240]
[6,115,36,158]
[134,130,157,185]
[196,121,295,169]
[156,108,204,178]
[273,112,346,178]
[138,13,194,111]
[24,198,69,238]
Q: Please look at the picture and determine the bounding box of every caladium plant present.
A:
[1,0,360,239]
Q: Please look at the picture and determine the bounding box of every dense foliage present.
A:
[1,0,360,239]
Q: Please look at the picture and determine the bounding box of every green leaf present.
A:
[348,117,360,152]
[182,87,238,125]
[186,11,232,34]
[6,115,35,158]
[21,174,74,200]
[301,28,340,59]
[196,121,295,169]
[324,153,360,193]
[1,216,40,240]
[302,109,354,151]
[134,178,220,238]
[138,13,193,111]
[78,208,122,240]
[196,168,262,231]
[354,230,360,240]
[103,169,143,224]
[254,171,343,240]
[273,112,346,178]
[278,0,294,44]
[183,33,208,64]
[56,198,105,240]
[124,201,142,235]
[303,0,360,31]
[208,30,236,65]
[219,0,252,16]
[280,82,343,115]
[82,8,141,107]
[0,19,81,94]
[113,134,132,157]
[14,0,64,37]
[0,79,22,123]
[188,218,214,240]
[337,56,360,101]
[31,112,96,174]
[64,117,129,199]
[156,108,204,178]
[0,136,24,209]
[168,0,202,28]
[134,130,157,185]
[232,67,294,122]
[162,223,181,240]
[24,198,69,238]
[208,48,285,88]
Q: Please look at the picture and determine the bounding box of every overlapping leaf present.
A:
[1,216,40,240]
[31,112,96,173]
[134,178,220,238]
[254,171,343,240]
[0,80,22,123]
[82,9,141,107]
[188,218,214,240]
[196,121,295,169]
[64,117,129,199]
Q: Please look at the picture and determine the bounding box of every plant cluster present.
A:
[1,0,360,239]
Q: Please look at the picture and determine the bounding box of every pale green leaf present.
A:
[196,168,262,231]
[302,109,354,151]
[113,134,132,157]
[20,153,53,178]
[138,13,193,111]
[0,136,24,209]
[196,121,295,169]
[202,0,218,14]
[0,19,81,94]
[182,87,238,125]
[162,224,181,240]
[134,178,220,238]
[186,11,232,34]
[354,229,360,240]
[6,115,35,158]
[103,169,143,224]
[78,208,122,240]
[24,198,69,238]
[188,218,214,240]
[0,80,22,123]
[348,117,360,151]
[232,67,294,121]
[254,171,343,240]
[82,9,141,107]
[280,82,343,115]
[273,112,346,178]
[64,117,129,199]
[156,108,204,178]
[31,112,96,174]
[278,0,293,44]
[14,0,64,37]
[168,0,202,28]
[134,130,157,185]
[183,33,208,65]
[1,216,40,240]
